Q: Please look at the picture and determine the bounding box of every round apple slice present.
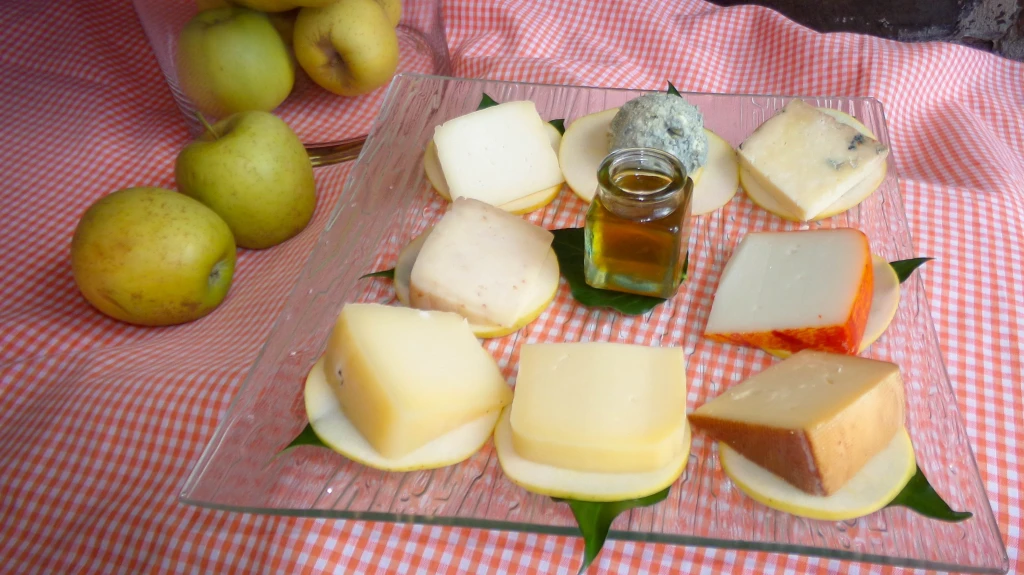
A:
[304,356,500,472]
[393,228,560,339]
[741,108,888,221]
[763,254,900,358]
[423,123,563,215]
[493,407,691,502]
[559,108,735,215]
[719,427,916,521]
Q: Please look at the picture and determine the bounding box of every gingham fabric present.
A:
[1,0,1021,573]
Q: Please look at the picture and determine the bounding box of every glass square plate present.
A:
[181,74,1008,573]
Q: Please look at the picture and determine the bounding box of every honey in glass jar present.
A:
[584,147,693,298]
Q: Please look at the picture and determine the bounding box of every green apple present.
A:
[293,0,399,96]
[70,187,236,326]
[232,0,336,12]
[175,111,317,250]
[176,6,295,119]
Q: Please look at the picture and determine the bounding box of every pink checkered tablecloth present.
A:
[1,0,1022,573]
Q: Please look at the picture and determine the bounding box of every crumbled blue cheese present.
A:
[609,93,709,175]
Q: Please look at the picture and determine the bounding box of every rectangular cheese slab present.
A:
[409,197,554,328]
[688,350,905,495]
[433,100,564,207]
[509,342,688,473]
[737,99,889,221]
[323,303,511,459]
[704,228,873,355]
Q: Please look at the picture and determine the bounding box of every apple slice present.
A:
[493,407,690,502]
[423,123,563,214]
[394,228,560,339]
[304,356,500,472]
[719,427,916,521]
[741,108,888,221]
[558,107,736,215]
[763,254,900,358]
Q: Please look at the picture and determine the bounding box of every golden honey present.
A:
[584,148,693,298]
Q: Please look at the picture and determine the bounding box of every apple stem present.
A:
[196,112,220,140]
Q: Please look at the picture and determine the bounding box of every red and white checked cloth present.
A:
[1,0,1021,573]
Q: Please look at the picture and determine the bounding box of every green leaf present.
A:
[478,93,499,110]
[886,465,972,522]
[554,488,671,574]
[280,423,328,453]
[548,118,566,135]
[360,268,395,280]
[666,81,681,97]
[550,228,671,315]
[889,257,932,284]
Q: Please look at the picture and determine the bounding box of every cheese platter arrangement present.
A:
[180,75,1008,574]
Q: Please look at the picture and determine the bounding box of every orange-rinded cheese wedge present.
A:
[689,350,906,496]
[703,228,873,355]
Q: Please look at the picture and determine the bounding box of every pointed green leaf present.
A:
[360,268,395,280]
[280,423,328,453]
[478,93,499,110]
[680,251,689,283]
[889,258,932,284]
[886,465,972,522]
[548,118,566,135]
[554,488,671,574]
[550,228,672,315]
[666,82,681,97]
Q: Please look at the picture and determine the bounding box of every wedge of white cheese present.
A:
[689,349,906,496]
[737,99,889,221]
[409,197,554,328]
[433,100,565,207]
[704,228,873,355]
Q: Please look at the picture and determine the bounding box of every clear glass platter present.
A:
[181,74,1008,573]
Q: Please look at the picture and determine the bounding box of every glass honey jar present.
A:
[584,147,693,298]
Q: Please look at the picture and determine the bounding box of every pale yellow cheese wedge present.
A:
[305,356,501,472]
[395,227,560,339]
[322,303,511,459]
[423,123,563,214]
[689,350,906,496]
[494,407,691,502]
[720,427,916,520]
[742,108,888,221]
[765,254,900,358]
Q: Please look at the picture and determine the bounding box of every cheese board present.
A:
[180,74,1007,573]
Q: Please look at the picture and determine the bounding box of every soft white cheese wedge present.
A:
[433,100,565,207]
[704,228,873,355]
[509,342,689,474]
[409,198,554,328]
[689,350,906,496]
[737,99,889,221]
[322,303,512,460]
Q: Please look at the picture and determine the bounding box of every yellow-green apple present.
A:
[375,0,402,26]
[231,0,336,12]
[175,111,317,250]
[70,187,236,327]
[176,6,295,119]
[293,0,399,96]
[196,0,232,10]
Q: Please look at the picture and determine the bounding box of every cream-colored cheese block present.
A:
[704,228,873,355]
[433,100,565,207]
[305,357,501,472]
[322,303,512,459]
[409,198,554,328]
[689,350,906,496]
[737,99,889,221]
[509,342,688,473]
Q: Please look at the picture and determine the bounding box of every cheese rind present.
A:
[509,342,688,473]
[323,303,511,459]
[409,198,554,328]
[737,99,889,221]
[704,228,873,355]
[688,350,906,496]
[433,100,565,207]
